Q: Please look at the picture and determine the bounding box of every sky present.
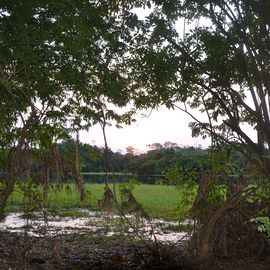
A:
[78,6,254,153]
[79,106,211,153]
[78,8,212,153]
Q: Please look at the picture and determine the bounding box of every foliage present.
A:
[55,142,209,183]
[251,216,270,238]
[130,0,270,178]
[0,0,150,215]
[119,179,140,192]
[0,0,139,127]
[123,145,208,183]
[163,163,202,186]
[1,140,246,186]
[17,180,44,213]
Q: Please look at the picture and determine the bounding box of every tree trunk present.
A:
[0,112,36,218]
[101,120,109,186]
[42,156,50,199]
[53,147,61,190]
[194,184,257,262]
[0,147,23,218]
[74,131,85,201]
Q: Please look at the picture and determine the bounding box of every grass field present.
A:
[6,183,196,220]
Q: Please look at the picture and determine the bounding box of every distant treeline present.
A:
[0,141,245,185]
[70,142,244,183]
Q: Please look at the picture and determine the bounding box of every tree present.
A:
[163,141,179,149]
[126,146,136,155]
[146,142,163,150]
[128,0,270,262]
[0,0,143,216]
[131,0,270,177]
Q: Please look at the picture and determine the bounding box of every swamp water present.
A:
[0,210,191,244]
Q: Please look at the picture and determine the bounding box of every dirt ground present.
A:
[0,232,145,270]
[0,232,269,270]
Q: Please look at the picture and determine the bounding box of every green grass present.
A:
[131,184,192,220]
[6,183,196,220]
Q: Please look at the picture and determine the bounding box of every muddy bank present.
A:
[0,231,269,270]
[0,210,269,270]
[0,232,139,269]
[0,232,185,270]
[0,210,189,269]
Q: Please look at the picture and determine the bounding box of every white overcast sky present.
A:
[79,6,255,153]
[79,8,212,152]
[79,106,211,152]
[77,7,208,152]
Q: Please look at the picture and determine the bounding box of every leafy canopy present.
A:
[0,0,143,147]
[129,0,270,176]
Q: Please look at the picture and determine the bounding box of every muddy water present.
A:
[0,210,191,244]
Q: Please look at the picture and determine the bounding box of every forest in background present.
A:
[1,0,270,269]
[0,139,244,185]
